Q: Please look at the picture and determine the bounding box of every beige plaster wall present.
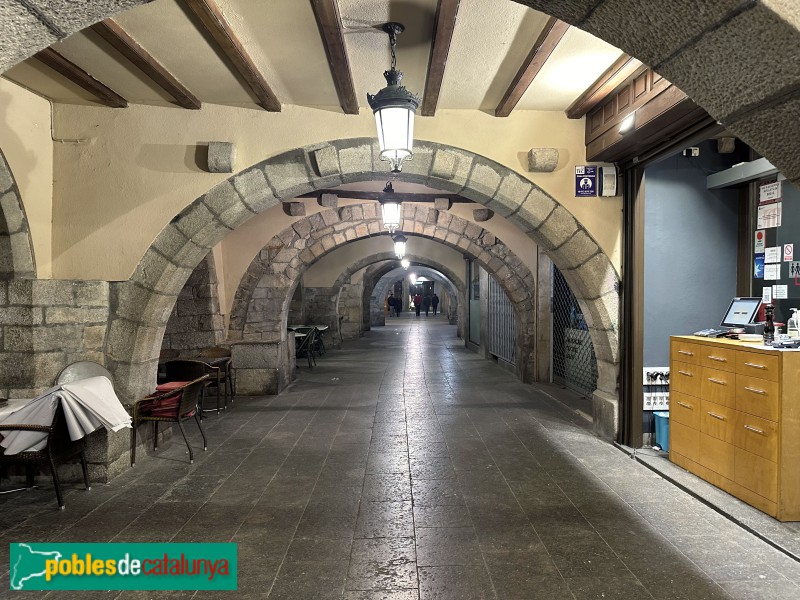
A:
[0,79,53,277]
[50,102,621,281]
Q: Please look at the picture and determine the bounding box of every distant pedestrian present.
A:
[423,295,431,316]
[431,293,439,315]
[394,296,402,316]
[387,293,395,317]
[413,293,422,317]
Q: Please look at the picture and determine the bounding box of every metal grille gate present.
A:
[552,266,598,395]
[488,275,516,364]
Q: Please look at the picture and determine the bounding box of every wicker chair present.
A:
[197,347,234,404]
[164,359,223,414]
[0,403,91,510]
[130,375,209,466]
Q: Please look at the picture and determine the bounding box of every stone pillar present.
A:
[536,249,553,383]
[231,337,295,395]
[338,283,364,339]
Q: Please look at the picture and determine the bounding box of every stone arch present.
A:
[227,204,538,381]
[1,2,798,181]
[0,148,35,279]
[109,138,616,432]
[360,258,463,331]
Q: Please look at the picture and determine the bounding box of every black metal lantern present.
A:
[393,233,407,259]
[367,23,420,174]
[379,181,401,233]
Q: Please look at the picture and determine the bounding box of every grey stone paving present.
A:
[2,315,800,599]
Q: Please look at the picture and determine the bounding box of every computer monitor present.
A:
[720,297,761,328]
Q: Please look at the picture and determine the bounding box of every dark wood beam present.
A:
[566,54,642,119]
[494,17,569,117]
[421,0,461,117]
[92,19,201,110]
[183,0,280,111]
[34,47,128,108]
[297,190,474,203]
[310,0,358,115]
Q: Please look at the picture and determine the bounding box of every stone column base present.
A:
[592,389,619,440]
[231,338,295,396]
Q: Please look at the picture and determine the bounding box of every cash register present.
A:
[693,297,762,337]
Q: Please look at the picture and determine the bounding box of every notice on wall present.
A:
[754,254,765,279]
[755,230,766,253]
[763,286,772,303]
[759,179,782,204]
[773,284,788,299]
[765,247,781,263]
[765,263,781,280]
[785,244,794,261]
[757,202,782,228]
[574,166,597,197]
[790,261,800,279]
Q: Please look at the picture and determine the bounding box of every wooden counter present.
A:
[669,335,800,521]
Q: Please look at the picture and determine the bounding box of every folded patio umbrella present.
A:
[0,376,131,455]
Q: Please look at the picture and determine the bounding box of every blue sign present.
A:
[575,166,597,197]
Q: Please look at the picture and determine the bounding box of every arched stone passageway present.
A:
[0,149,35,279]
[106,138,616,440]
[228,204,536,379]
[1,1,798,184]
[370,265,459,326]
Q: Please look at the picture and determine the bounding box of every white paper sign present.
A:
[765,247,781,263]
[762,287,773,303]
[759,179,782,203]
[773,284,788,299]
[757,203,782,228]
[790,261,800,278]
[755,230,766,253]
[765,264,781,280]
[785,244,794,261]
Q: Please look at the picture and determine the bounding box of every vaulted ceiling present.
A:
[2,0,638,119]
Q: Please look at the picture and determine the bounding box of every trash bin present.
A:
[654,411,669,452]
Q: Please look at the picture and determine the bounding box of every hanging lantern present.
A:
[401,258,410,269]
[379,181,401,233]
[393,233,407,259]
[367,23,420,174]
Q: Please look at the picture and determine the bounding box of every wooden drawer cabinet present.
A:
[669,336,800,521]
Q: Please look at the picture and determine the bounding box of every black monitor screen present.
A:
[720,297,761,328]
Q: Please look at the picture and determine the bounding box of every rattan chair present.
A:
[197,347,234,403]
[0,403,90,510]
[164,359,222,414]
[130,375,209,466]
[294,327,318,368]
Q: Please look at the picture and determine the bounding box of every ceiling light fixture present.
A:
[618,112,635,134]
[380,181,401,233]
[368,22,420,174]
[393,233,407,259]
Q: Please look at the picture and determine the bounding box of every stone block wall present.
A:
[232,338,295,395]
[0,280,109,398]
[338,282,363,340]
[161,255,224,353]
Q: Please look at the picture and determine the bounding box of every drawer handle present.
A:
[707,412,726,421]
[744,424,765,435]
[707,355,727,362]
[744,386,766,395]
[678,350,694,356]
[707,378,726,385]
[743,362,766,370]
[676,401,693,410]
[677,370,693,377]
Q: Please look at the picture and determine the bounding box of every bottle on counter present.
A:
[764,304,775,345]
[788,308,800,339]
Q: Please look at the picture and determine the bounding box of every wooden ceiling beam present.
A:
[421,0,461,117]
[566,54,643,119]
[92,19,201,110]
[183,0,280,111]
[310,0,358,115]
[34,47,128,108]
[494,17,569,117]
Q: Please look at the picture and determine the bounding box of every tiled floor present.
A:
[2,315,800,599]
